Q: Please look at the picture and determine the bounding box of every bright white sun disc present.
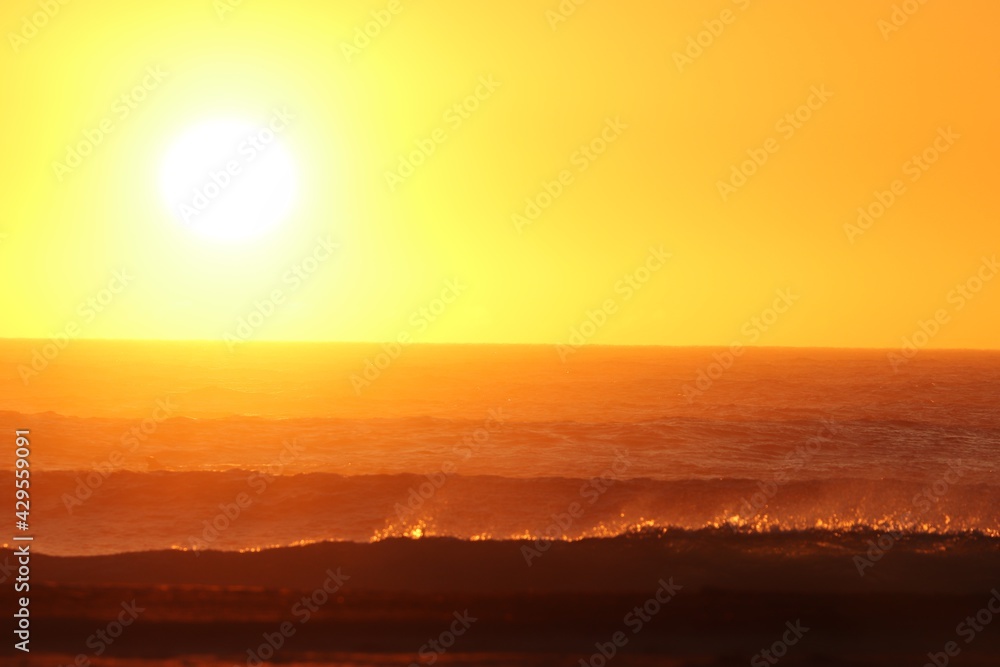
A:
[160,117,298,242]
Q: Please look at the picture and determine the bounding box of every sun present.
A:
[159,114,298,242]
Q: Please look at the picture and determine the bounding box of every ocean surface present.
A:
[3,342,1000,665]
[1,342,997,556]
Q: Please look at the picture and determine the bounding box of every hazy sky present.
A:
[1,0,997,347]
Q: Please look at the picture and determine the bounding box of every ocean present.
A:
[2,341,999,664]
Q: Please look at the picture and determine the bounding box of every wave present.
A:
[15,470,999,556]
[19,527,1000,595]
[3,409,998,486]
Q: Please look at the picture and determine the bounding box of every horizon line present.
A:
[0,337,998,353]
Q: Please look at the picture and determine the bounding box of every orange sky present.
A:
[0,0,997,348]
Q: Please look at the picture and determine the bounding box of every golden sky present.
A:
[1,0,997,348]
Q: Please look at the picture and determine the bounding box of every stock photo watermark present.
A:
[349,278,466,394]
[385,76,502,192]
[214,0,246,20]
[188,439,305,552]
[51,67,169,182]
[922,589,1000,667]
[224,235,339,349]
[717,85,833,202]
[887,254,996,371]
[8,0,72,53]
[556,246,670,361]
[341,0,405,62]
[853,459,966,576]
[878,0,931,40]
[62,397,177,513]
[407,611,477,666]
[751,620,810,667]
[176,109,294,224]
[728,419,839,530]
[579,578,682,666]
[521,449,631,566]
[394,408,506,523]
[54,600,145,665]
[545,0,589,30]
[844,126,959,243]
[681,288,799,402]
[513,117,627,233]
[243,567,350,665]
[18,269,134,385]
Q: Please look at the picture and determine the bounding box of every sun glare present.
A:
[159,116,298,242]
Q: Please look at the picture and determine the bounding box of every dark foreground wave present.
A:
[14,530,1000,666]
[24,528,1000,594]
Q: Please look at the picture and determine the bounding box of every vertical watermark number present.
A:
[13,429,32,653]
